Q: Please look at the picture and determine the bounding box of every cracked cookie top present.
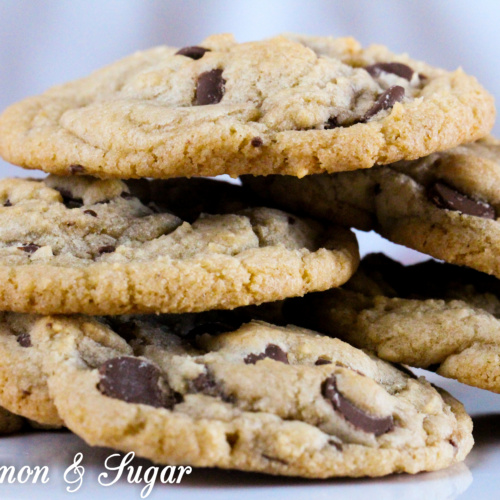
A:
[0,175,358,314]
[0,34,494,179]
[20,313,472,477]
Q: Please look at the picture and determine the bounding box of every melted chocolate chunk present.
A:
[98,245,116,254]
[365,62,414,81]
[83,209,97,217]
[16,333,32,348]
[196,69,225,105]
[98,356,177,408]
[324,116,339,129]
[188,371,232,402]
[3,199,11,207]
[18,244,40,254]
[69,164,85,174]
[321,375,394,436]
[428,181,496,219]
[175,46,211,60]
[362,85,405,122]
[251,137,263,147]
[244,344,289,365]
[315,358,332,366]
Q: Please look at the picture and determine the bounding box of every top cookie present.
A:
[0,34,494,179]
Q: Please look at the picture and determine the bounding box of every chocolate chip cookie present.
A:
[290,253,500,393]
[374,137,500,277]
[24,314,471,477]
[0,34,493,179]
[245,137,500,277]
[0,175,358,315]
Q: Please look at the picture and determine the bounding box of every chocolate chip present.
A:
[287,216,296,225]
[188,371,232,402]
[324,117,339,129]
[244,344,289,365]
[18,244,40,254]
[195,69,225,105]
[362,85,405,122]
[428,181,496,219]
[321,375,394,436]
[175,46,211,60]
[83,209,97,217]
[69,164,85,174]
[251,137,263,147]
[3,200,11,207]
[120,192,135,200]
[98,245,116,254]
[16,333,31,348]
[188,372,218,395]
[98,356,178,408]
[315,358,332,366]
[365,62,414,81]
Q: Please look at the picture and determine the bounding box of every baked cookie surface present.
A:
[291,253,500,393]
[0,176,358,315]
[245,137,500,276]
[375,137,500,277]
[0,34,494,179]
[22,314,472,477]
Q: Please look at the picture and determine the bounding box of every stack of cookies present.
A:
[0,34,496,478]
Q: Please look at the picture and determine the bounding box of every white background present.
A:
[1,2,500,498]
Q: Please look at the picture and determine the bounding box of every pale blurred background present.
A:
[1,0,499,262]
